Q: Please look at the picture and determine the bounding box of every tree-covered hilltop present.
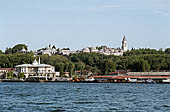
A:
[0,45,170,76]
[5,44,28,54]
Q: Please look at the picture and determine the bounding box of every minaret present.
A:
[122,35,128,52]
[38,57,41,64]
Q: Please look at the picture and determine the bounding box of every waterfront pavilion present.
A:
[15,58,58,81]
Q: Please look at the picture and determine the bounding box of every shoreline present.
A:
[1,79,170,84]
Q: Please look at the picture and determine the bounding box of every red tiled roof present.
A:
[0,68,15,71]
[90,75,170,79]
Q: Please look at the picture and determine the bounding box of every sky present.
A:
[0,0,169,51]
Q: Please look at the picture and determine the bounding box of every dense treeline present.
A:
[70,53,170,73]
[40,55,74,77]
[0,53,34,68]
[70,53,116,75]
[123,48,165,56]
[0,44,170,76]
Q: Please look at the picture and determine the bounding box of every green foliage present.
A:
[124,48,165,56]
[68,62,75,77]
[40,54,74,76]
[70,51,170,73]
[75,61,85,75]
[62,48,70,50]
[18,72,25,79]
[0,53,34,68]
[75,62,85,71]
[103,59,116,74]
[165,48,170,54]
[12,44,28,53]
[7,71,14,79]
[5,48,12,54]
[96,45,108,50]
[70,52,108,74]
[129,59,150,72]
[70,53,117,74]
[0,50,3,54]
[5,44,28,54]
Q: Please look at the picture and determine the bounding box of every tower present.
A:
[122,35,128,52]
[38,57,41,64]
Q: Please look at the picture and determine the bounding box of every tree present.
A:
[12,44,28,53]
[132,59,150,72]
[75,62,85,75]
[5,48,12,54]
[96,45,108,50]
[18,72,25,79]
[5,44,28,54]
[85,65,100,75]
[68,62,75,77]
[55,63,65,76]
[0,55,10,68]
[0,50,3,54]
[104,59,116,74]
[123,48,165,56]
[62,48,70,50]
[7,71,14,79]
[165,48,170,54]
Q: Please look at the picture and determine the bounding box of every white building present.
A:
[59,49,77,56]
[18,47,28,54]
[90,47,98,53]
[82,48,91,53]
[81,35,128,56]
[15,58,59,81]
[36,44,57,56]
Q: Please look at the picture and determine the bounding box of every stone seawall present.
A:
[128,72,170,76]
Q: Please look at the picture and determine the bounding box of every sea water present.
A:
[0,83,170,112]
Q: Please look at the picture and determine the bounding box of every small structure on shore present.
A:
[0,68,15,79]
[15,57,59,81]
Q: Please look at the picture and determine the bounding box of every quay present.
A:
[88,73,170,83]
[1,63,170,83]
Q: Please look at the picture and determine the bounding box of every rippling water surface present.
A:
[1,83,170,112]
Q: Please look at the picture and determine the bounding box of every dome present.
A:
[82,48,90,53]
[21,47,26,52]
[32,59,39,65]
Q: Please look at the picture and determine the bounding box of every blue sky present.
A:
[0,0,169,51]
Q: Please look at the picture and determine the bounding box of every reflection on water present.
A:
[1,83,170,112]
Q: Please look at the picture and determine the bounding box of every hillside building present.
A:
[18,47,28,54]
[36,44,57,56]
[81,35,128,56]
